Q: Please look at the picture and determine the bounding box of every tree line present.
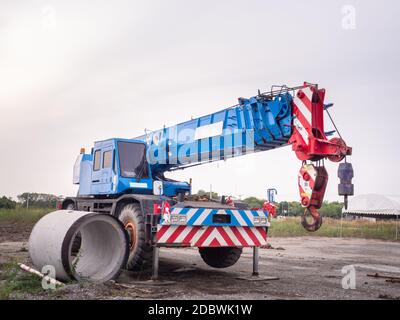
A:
[0,193,61,209]
[1,190,344,218]
[196,190,344,219]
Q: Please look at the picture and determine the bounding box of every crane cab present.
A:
[73,138,191,197]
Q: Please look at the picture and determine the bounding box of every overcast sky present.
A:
[0,0,399,202]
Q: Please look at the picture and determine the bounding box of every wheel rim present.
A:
[125,222,136,252]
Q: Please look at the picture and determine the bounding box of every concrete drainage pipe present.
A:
[29,210,129,282]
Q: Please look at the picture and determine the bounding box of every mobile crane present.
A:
[61,82,354,274]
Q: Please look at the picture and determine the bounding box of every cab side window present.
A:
[93,150,101,171]
[103,150,112,169]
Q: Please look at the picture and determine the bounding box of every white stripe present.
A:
[158,226,177,243]
[193,209,212,225]
[303,86,314,102]
[231,210,247,226]
[243,210,255,224]
[223,227,242,246]
[186,209,199,221]
[293,117,309,145]
[252,228,267,245]
[171,207,183,214]
[294,94,312,124]
[214,229,228,246]
[202,229,227,247]
[256,210,266,218]
[237,227,253,245]
[216,210,227,215]
[190,227,207,246]
[174,226,193,243]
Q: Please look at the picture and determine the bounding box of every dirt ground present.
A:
[0,223,32,243]
[0,223,399,300]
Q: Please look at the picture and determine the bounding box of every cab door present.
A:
[91,146,114,194]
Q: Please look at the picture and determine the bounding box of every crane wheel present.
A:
[117,203,153,270]
[327,137,347,163]
[199,247,242,268]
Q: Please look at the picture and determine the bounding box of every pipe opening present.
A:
[68,217,128,282]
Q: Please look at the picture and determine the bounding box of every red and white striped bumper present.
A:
[156,225,267,247]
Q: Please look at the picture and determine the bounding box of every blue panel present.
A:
[141,92,293,174]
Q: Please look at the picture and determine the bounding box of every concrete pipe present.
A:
[29,210,129,282]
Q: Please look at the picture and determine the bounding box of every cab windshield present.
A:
[117,141,148,179]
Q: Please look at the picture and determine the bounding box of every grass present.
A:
[269,217,400,241]
[0,262,45,300]
[0,208,52,224]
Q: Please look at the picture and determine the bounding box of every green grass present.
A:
[0,262,45,300]
[269,217,400,241]
[0,208,52,224]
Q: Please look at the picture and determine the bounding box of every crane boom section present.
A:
[136,92,293,174]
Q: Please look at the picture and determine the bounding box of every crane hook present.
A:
[301,206,323,232]
[297,163,327,232]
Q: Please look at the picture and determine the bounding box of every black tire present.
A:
[117,203,153,270]
[65,202,75,210]
[199,247,242,268]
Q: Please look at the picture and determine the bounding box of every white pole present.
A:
[340,209,343,238]
[18,263,64,287]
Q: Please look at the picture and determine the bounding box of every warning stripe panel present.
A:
[292,87,316,147]
[157,225,267,247]
[162,208,268,227]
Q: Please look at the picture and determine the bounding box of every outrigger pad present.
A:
[236,275,279,282]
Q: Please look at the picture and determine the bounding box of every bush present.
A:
[243,197,265,209]
[0,196,17,209]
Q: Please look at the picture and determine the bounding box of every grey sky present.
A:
[0,0,399,201]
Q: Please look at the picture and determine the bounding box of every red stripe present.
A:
[294,105,312,134]
[243,227,261,246]
[293,127,307,145]
[182,227,201,244]
[217,227,235,246]
[231,226,248,246]
[299,183,306,195]
[166,225,186,243]
[156,226,169,241]
[298,89,313,112]
[209,238,221,247]
[308,174,315,189]
[256,227,267,240]
[195,227,214,247]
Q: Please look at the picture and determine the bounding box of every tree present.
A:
[0,196,17,209]
[196,189,219,199]
[319,201,343,218]
[17,193,61,208]
[277,201,304,216]
[243,197,265,209]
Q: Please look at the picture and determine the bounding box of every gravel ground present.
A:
[1,224,399,300]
